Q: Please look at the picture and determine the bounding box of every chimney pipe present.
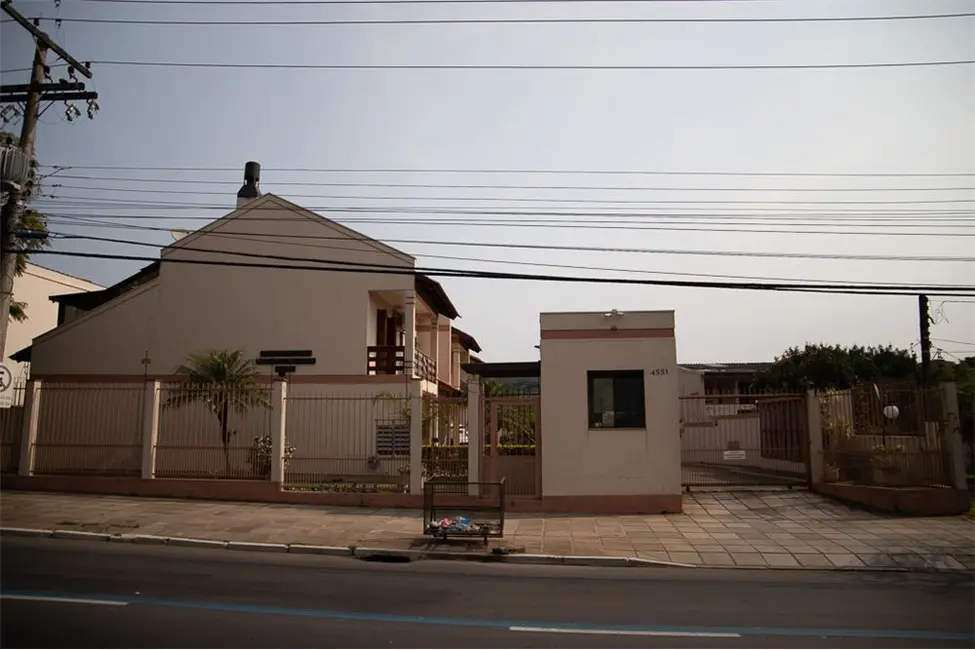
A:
[236,161,262,207]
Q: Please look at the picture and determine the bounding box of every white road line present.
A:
[509,626,741,638]
[1,595,129,607]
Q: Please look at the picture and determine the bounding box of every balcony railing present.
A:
[414,348,437,383]
[367,345,405,375]
[367,345,438,383]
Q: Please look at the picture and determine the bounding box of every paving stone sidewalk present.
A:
[2,490,972,571]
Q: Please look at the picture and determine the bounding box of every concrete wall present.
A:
[4,264,102,378]
[539,310,680,499]
[30,283,160,376]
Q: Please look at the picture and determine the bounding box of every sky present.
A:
[1,0,973,365]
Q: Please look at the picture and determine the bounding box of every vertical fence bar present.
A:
[807,389,824,485]
[409,379,423,494]
[141,380,161,479]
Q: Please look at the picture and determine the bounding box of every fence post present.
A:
[806,389,824,485]
[141,380,161,479]
[409,377,423,495]
[466,379,481,493]
[270,379,288,485]
[940,381,967,491]
[17,379,42,476]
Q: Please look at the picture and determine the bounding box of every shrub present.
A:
[249,432,296,477]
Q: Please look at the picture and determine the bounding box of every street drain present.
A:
[359,554,412,563]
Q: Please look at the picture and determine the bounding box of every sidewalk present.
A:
[2,490,972,571]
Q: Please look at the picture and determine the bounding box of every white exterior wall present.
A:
[4,264,102,379]
[539,310,681,498]
[27,196,416,377]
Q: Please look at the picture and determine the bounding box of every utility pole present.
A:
[918,294,931,386]
[0,0,96,359]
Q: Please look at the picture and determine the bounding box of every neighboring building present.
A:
[678,361,773,399]
[12,164,480,396]
[4,263,102,381]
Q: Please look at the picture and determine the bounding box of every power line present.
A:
[26,216,975,262]
[32,59,975,71]
[44,164,975,178]
[932,337,975,347]
[50,226,973,291]
[43,218,974,238]
[44,176,975,193]
[35,193,975,208]
[62,0,848,5]
[36,12,975,26]
[42,211,975,237]
[12,246,974,297]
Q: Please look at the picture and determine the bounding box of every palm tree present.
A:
[164,349,270,475]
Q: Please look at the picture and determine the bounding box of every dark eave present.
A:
[10,344,31,363]
[451,326,482,353]
[461,360,540,379]
[415,274,459,320]
[680,362,773,374]
[50,262,160,311]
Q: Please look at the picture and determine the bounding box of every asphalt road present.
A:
[2,537,973,648]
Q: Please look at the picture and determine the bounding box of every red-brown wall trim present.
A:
[540,328,674,340]
[32,373,410,385]
[0,476,684,515]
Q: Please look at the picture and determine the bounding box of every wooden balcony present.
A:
[367,345,438,383]
[367,345,405,375]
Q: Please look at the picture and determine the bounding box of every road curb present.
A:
[0,527,965,573]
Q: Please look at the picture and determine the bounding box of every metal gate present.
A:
[680,393,810,488]
[481,395,541,497]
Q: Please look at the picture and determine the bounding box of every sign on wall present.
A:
[0,364,13,409]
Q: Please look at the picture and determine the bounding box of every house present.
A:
[3,263,102,382]
[678,361,772,398]
[8,163,483,481]
[14,163,479,395]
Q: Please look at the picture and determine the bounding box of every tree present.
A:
[164,349,270,474]
[752,343,917,393]
[1,130,50,323]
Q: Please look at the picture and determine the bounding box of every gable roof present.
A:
[166,193,415,265]
[415,274,459,320]
[50,262,159,311]
[451,326,481,353]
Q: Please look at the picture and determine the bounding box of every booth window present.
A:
[587,370,646,429]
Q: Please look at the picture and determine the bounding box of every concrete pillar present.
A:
[270,380,288,484]
[806,389,824,485]
[430,313,440,383]
[466,379,481,493]
[140,380,161,479]
[17,379,42,476]
[404,290,416,378]
[409,378,423,494]
[941,382,967,490]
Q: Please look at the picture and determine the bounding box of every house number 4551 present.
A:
[648,368,669,376]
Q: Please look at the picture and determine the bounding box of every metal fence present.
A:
[423,395,469,480]
[155,383,273,480]
[482,396,540,497]
[680,393,809,488]
[33,383,144,477]
[820,385,950,488]
[283,391,411,492]
[0,379,27,474]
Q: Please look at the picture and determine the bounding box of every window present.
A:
[587,370,646,429]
